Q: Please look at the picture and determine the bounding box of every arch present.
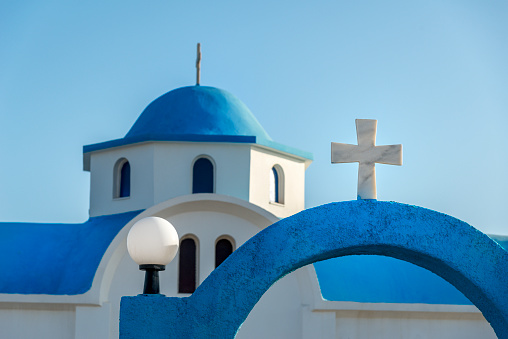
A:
[113,158,130,198]
[121,200,508,338]
[192,156,214,194]
[269,165,284,204]
[215,236,235,268]
[178,235,199,294]
[72,194,276,307]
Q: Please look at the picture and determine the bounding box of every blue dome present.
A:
[126,86,272,141]
[83,85,312,162]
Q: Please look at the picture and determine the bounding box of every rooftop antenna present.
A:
[196,43,201,86]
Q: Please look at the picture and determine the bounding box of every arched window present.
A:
[269,165,284,204]
[192,157,214,194]
[114,158,130,198]
[178,237,198,294]
[215,237,234,268]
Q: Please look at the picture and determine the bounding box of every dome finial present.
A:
[196,43,201,86]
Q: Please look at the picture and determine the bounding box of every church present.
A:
[0,75,503,337]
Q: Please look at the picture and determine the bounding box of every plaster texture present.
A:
[331,119,402,199]
[120,200,508,338]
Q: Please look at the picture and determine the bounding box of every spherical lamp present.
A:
[127,217,179,294]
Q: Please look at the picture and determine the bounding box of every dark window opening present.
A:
[119,161,130,198]
[179,238,197,293]
[193,158,214,194]
[215,238,233,268]
[271,167,279,203]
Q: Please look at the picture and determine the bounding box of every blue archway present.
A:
[121,200,508,338]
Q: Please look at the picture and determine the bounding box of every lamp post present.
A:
[126,217,179,294]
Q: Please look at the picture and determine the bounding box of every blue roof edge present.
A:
[256,139,313,161]
[0,210,144,295]
[83,134,313,160]
[489,234,508,249]
[312,232,508,305]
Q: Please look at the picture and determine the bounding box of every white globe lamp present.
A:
[127,217,179,294]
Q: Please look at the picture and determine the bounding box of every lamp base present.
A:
[139,264,166,294]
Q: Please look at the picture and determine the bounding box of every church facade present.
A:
[0,84,500,338]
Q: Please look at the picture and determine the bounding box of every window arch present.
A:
[114,158,130,198]
[178,236,199,294]
[269,165,284,204]
[215,236,235,268]
[192,156,214,194]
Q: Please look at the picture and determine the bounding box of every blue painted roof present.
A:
[0,210,142,295]
[3,204,502,303]
[83,86,313,161]
[127,86,271,141]
[314,235,508,305]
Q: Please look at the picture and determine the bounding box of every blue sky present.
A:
[1,1,507,234]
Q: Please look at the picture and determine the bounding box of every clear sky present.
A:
[1,1,507,234]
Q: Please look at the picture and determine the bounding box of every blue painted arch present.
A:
[120,200,508,338]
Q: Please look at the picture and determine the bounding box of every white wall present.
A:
[0,304,75,339]
[152,142,252,205]
[88,141,308,219]
[249,146,307,218]
[75,304,111,339]
[89,143,156,217]
[236,271,304,339]
[88,142,253,217]
[333,311,496,339]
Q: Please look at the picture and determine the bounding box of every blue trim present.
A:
[0,210,143,295]
[83,134,257,153]
[83,135,313,161]
[256,139,313,160]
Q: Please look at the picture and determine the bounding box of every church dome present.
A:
[125,86,272,141]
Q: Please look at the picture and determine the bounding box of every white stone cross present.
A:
[331,119,402,200]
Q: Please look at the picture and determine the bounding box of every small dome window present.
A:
[192,157,214,194]
[269,165,284,204]
[215,237,234,268]
[178,236,198,294]
[114,158,131,198]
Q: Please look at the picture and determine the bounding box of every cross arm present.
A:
[373,144,403,165]
[331,143,360,163]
